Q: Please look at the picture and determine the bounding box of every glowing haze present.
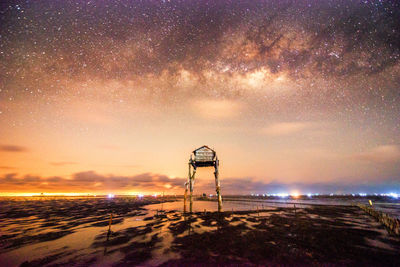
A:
[0,0,399,195]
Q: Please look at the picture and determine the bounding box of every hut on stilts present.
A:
[184,145,222,212]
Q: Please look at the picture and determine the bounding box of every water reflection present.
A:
[145,199,343,213]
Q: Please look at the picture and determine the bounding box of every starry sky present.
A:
[0,0,399,195]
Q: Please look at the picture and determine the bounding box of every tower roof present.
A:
[192,145,215,154]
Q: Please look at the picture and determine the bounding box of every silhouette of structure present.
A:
[184,145,222,212]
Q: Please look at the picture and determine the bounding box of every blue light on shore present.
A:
[379,193,399,198]
[276,193,289,198]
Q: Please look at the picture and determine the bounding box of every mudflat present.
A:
[0,197,399,266]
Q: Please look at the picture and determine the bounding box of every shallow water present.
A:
[149,198,400,217]
[146,199,273,212]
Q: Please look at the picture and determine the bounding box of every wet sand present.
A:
[0,197,399,266]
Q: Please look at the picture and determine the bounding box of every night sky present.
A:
[0,0,399,195]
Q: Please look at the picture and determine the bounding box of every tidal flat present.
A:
[0,197,399,266]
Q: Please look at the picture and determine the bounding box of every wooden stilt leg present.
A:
[184,162,191,213]
[189,168,196,213]
[184,184,188,213]
[214,159,222,212]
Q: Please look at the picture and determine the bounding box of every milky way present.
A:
[0,0,399,194]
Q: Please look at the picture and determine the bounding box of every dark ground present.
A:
[0,198,399,266]
[161,206,400,266]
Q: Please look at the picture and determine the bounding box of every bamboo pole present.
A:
[184,186,187,213]
[214,158,222,212]
[106,213,113,241]
[189,167,196,213]
[184,162,191,213]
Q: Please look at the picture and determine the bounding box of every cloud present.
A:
[0,145,28,152]
[193,99,244,119]
[99,145,121,150]
[119,165,140,168]
[354,145,400,163]
[261,122,311,136]
[196,177,400,195]
[1,171,399,194]
[0,166,15,170]
[0,171,186,193]
[50,161,78,166]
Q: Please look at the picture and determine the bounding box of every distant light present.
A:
[108,194,114,198]
[209,194,213,197]
[307,193,312,198]
[137,194,144,198]
[359,193,367,197]
[153,194,158,197]
[388,192,398,199]
[290,191,300,198]
[277,193,289,198]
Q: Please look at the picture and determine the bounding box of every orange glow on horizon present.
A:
[290,191,300,198]
[0,191,175,197]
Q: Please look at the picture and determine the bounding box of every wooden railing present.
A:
[356,203,400,236]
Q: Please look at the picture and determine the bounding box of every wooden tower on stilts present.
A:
[184,145,222,213]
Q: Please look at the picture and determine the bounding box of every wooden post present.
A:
[214,158,222,212]
[184,185,188,213]
[189,178,193,213]
[161,191,164,211]
[189,167,196,213]
[107,213,113,241]
[184,162,191,214]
